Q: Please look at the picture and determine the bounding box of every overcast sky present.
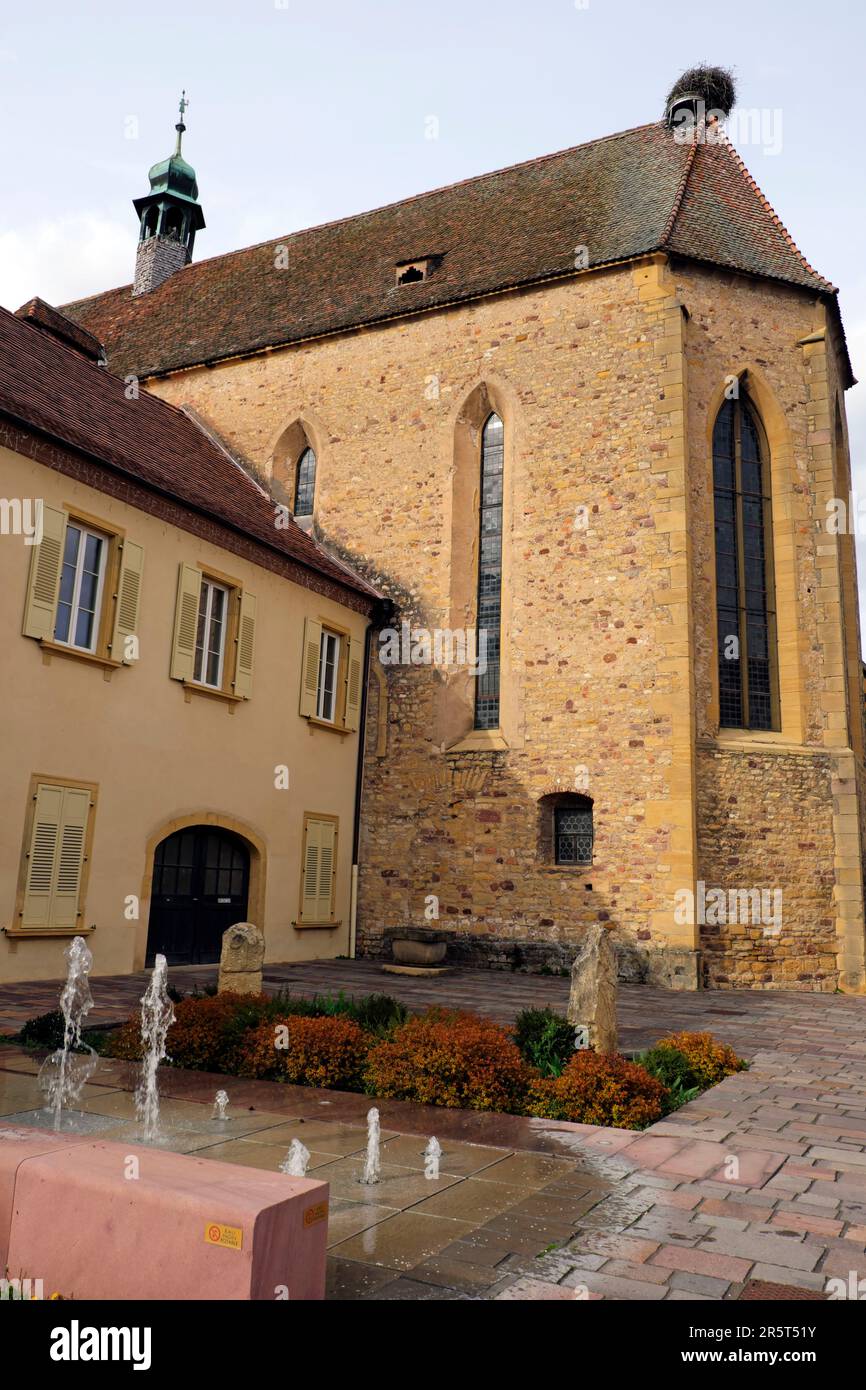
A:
[2,0,865,624]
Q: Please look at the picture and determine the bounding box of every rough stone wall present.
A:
[151,260,696,975]
[145,254,866,990]
[678,261,863,990]
[695,746,837,990]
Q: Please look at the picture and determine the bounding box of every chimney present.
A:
[664,64,736,131]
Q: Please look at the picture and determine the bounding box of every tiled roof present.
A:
[15,296,105,362]
[0,304,381,604]
[62,123,838,381]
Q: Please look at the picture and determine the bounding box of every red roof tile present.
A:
[0,304,381,605]
[62,123,838,381]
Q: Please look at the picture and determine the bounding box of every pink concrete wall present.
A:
[1,1126,329,1301]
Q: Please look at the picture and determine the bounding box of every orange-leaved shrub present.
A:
[525,1051,668,1129]
[104,993,272,1072]
[237,1015,370,1090]
[364,1009,531,1113]
[650,1031,745,1089]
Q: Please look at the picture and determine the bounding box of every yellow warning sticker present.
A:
[205,1222,244,1250]
[303,1201,329,1228]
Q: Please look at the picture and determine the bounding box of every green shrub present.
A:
[649,1032,746,1089]
[513,1007,577,1078]
[18,1010,69,1050]
[347,993,407,1037]
[637,1043,697,1090]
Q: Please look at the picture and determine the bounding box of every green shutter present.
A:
[301,817,338,922]
[233,590,257,699]
[299,618,322,718]
[170,563,202,682]
[110,539,144,663]
[51,787,92,930]
[21,783,91,930]
[22,506,67,640]
[344,636,364,731]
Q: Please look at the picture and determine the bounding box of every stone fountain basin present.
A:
[0,1125,329,1301]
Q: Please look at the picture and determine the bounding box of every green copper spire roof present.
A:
[146,92,200,205]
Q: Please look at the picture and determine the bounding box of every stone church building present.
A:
[64,75,866,994]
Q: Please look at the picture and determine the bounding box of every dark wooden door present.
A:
[145,827,250,966]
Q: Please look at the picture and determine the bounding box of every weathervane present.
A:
[174,90,188,156]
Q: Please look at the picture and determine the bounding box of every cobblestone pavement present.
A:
[2,963,866,1300]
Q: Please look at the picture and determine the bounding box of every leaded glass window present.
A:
[713,397,778,730]
[474,413,503,729]
[294,447,317,518]
[555,803,593,865]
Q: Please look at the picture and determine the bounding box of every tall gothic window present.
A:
[474,413,504,729]
[713,396,778,730]
[294,447,317,518]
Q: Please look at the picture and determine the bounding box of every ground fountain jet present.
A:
[213,1089,230,1121]
[424,1138,442,1180]
[135,954,176,1142]
[37,936,99,1130]
[361,1107,381,1185]
[280,1139,311,1177]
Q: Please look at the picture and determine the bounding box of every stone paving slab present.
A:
[3,967,866,1301]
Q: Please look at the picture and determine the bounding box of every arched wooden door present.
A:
[145,826,250,966]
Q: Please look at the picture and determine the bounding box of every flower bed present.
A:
[19,993,746,1131]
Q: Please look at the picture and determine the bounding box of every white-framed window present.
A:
[54,522,108,653]
[316,629,342,722]
[193,579,229,689]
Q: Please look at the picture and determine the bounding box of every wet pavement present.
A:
[3,970,866,1300]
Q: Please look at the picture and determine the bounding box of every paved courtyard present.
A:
[2,963,866,1299]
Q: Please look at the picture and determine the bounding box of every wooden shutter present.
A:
[21,785,63,928]
[301,817,337,922]
[22,505,67,640]
[110,539,144,664]
[233,590,257,699]
[21,783,91,930]
[51,787,92,930]
[299,618,322,717]
[317,820,337,919]
[170,563,202,682]
[344,636,364,732]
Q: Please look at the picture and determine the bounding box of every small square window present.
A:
[555,805,593,866]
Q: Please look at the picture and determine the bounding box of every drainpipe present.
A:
[350,600,394,959]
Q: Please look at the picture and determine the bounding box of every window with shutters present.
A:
[15,777,97,934]
[54,522,108,653]
[170,563,257,701]
[22,507,143,669]
[299,616,364,732]
[298,814,339,926]
[316,630,341,722]
[193,579,229,689]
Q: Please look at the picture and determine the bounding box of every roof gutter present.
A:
[0,406,383,610]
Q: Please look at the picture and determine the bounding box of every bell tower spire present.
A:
[132,92,205,297]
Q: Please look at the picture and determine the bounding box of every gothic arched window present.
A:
[293,447,317,518]
[713,396,778,730]
[474,413,504,730]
